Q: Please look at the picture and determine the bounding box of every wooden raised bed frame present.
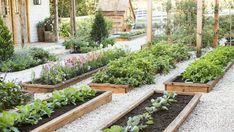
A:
[89,83,132,94]
[115,33,146,42]
[22,66,106,93]
[98,90,201,132]
[164,60,234,93]
[31,91,112,132]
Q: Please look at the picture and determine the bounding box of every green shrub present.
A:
[119,30,146,39]
[90,10,109,44]
[0,48,57,72]
[101,38,115,47]
[0,79,32,111]
[0,17,14,61]
[59,21,70,38]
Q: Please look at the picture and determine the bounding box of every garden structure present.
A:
[1,0,234,132]
[98,0,136,32]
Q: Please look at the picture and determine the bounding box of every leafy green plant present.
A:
[183,46,234,83]
[0,112,18,132]
[103,92,177,132]
[0,79,32,111]
[92,43,190,87]
[0,85,96,131]
[101,38,115,48]
[119,30,146,39]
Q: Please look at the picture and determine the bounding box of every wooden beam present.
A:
[19,0,27,47]
[70,0,76,37]
[54,0,59,41]
[26,0,31,43]
[147,0,153,44]
[213,0,219,48]
[0,0,2,16]
[196,0,203,57]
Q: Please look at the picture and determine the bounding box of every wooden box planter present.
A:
[44,31,56,42]
[115,33,146,42]
[89,83,132,94]
[164,60,234,93]
[22,66,106,93]
[99,90,201,132]
[25,91,112,132]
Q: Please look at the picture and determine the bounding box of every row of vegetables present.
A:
[1,43,234,131]
[0,85,96,131]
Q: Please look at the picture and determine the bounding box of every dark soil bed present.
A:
[173,75,187,83]
[17,91,103,132]
[112,93,193,132]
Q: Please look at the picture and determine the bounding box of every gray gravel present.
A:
[178,64,234,132]
[56,59,194,132]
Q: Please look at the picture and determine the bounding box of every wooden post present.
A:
[19,0,27,47]
[70,0,76,37]
[54,0,59,41]
[147,0,153,44]
[0,0,2,16]
[213,0,219,48]
[196,0,203,57]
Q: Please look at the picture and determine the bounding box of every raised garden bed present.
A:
[89,83,132,94]
[99,90,201,132]
[20,91,112,132]
[164,60,234,93]
[115,33,146,42]
[22,66,106,93]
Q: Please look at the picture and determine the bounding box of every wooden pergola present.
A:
[53,0,77,42]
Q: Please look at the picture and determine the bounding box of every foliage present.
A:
[119,30,146,39]
[37,48,128,85]
[44,17,54,32]
[101,38,115,48]
[91,10,109,44]
[183,46,234,83]
[103,92,177,132]
[0,86,96,131]
[0,48,57,72]
[0,17,14,61]
[92,43,190,87]
[50,0,96,17]
[0,79,32,112]
[0,112,18,132]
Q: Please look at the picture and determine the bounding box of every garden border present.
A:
[98,90,201,132]
[115,33,146,42]
[22,66,106,93]
[89,83,132,94]
[164,60,234,93]
[31,91,112,132]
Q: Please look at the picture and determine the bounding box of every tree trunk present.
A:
[213,0,219,48]
[196,0,203,57]
[147,0,153,45]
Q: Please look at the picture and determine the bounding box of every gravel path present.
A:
[178,64,234,132]
[56,59,194,132]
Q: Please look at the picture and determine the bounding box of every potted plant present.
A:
[37,21,45,42]
[44,17,56,42]
[125,17,134,32]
